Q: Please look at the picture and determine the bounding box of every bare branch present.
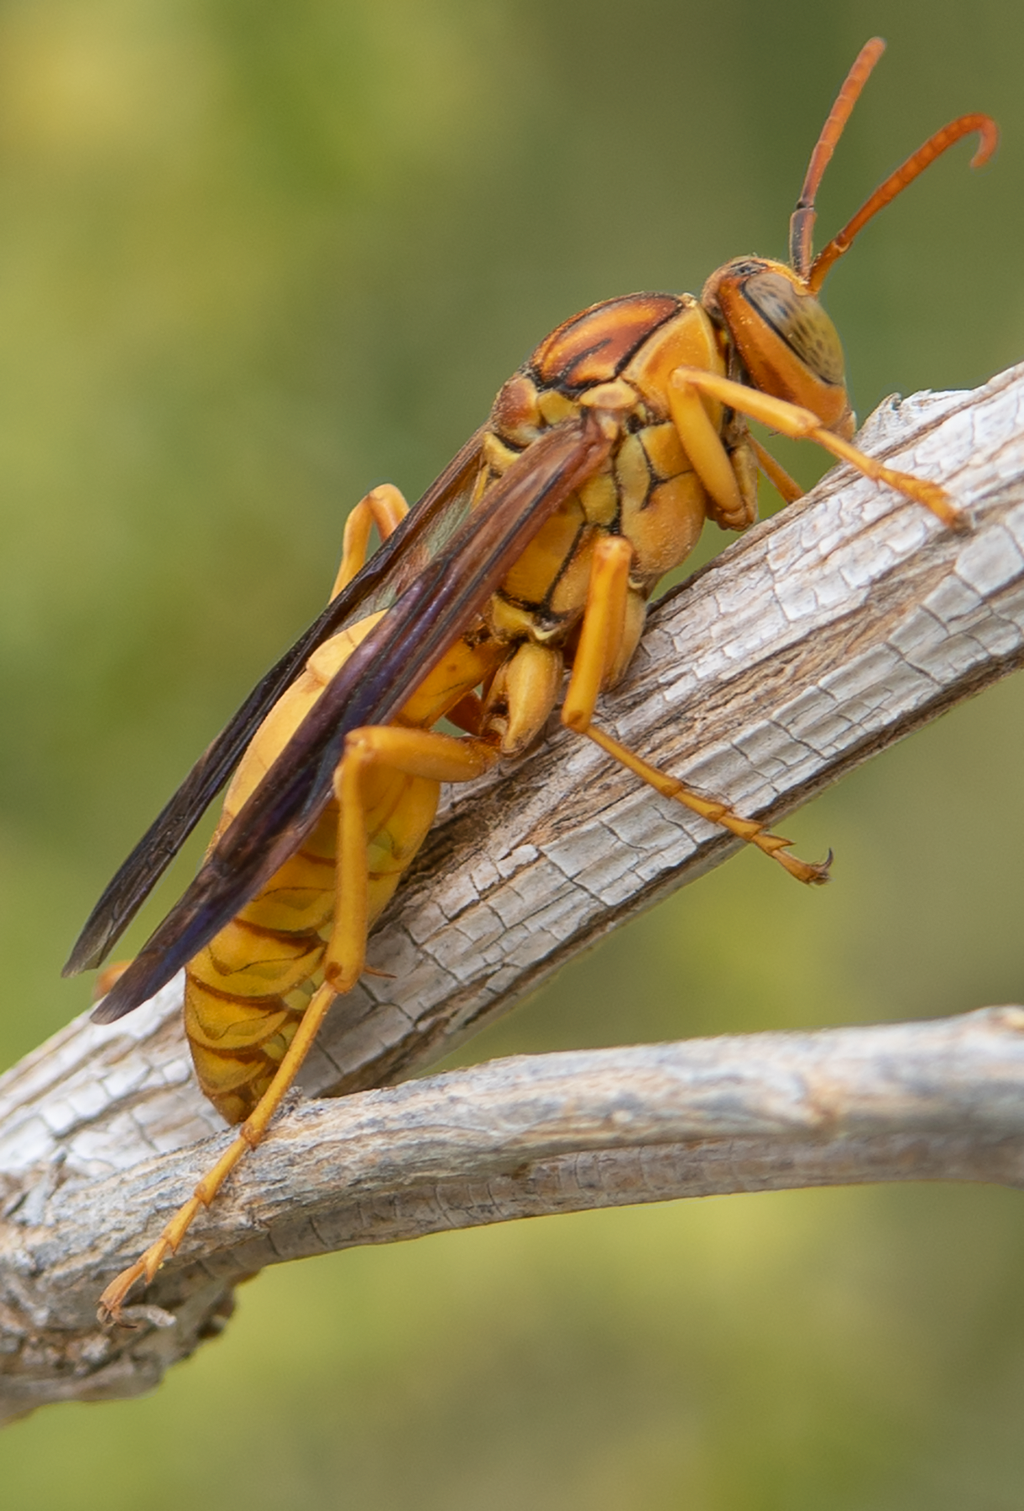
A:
[4,1007,1024,1419]
[2,364,1024,1416]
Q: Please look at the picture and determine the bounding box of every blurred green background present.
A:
[2,0,1024,1505]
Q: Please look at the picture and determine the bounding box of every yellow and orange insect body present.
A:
[179,617,415,1123]
[67,40,997,1321]
[183,606,508,1123]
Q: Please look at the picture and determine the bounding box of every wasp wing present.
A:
[91,412,612,1023]
[65,429,488,976]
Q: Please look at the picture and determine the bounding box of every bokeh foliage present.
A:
[2,1,1024,1504]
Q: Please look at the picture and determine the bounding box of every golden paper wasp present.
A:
[63,39,996,1323]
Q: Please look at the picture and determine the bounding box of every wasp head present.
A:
[701,258,855,440]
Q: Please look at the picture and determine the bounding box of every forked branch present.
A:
[2,363,1024,1418]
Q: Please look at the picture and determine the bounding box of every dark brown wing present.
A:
[91,412,613,1023]
[64,428,487,977]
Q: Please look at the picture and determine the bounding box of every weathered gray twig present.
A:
[3,1007,1024,1421]
[2,364,1024,1418]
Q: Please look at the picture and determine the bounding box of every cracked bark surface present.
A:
[2,363,1024,1419]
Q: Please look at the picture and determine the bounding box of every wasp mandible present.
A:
[63,38,997,1322]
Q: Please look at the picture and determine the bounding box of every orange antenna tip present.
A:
[968,115,999,168]
[808,110,1001,293]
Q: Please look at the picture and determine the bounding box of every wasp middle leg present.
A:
[561,535,831,885]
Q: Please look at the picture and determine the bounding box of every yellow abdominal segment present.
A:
[183,613,447,1124]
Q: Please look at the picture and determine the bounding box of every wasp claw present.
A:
[776,846,833,885]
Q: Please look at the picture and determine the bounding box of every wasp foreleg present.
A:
[747,434,804,505]
[671,368,963,530]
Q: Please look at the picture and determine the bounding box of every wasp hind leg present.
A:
[96,971,344,1325]
[324,724,498,991]
[331,482,409,599]
[98,723,499,1326]
[561,534,830,886]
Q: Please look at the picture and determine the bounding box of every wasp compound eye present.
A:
[742,271,846,387]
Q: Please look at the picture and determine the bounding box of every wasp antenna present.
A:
[789,38,887,281]
[808,111,998,294]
